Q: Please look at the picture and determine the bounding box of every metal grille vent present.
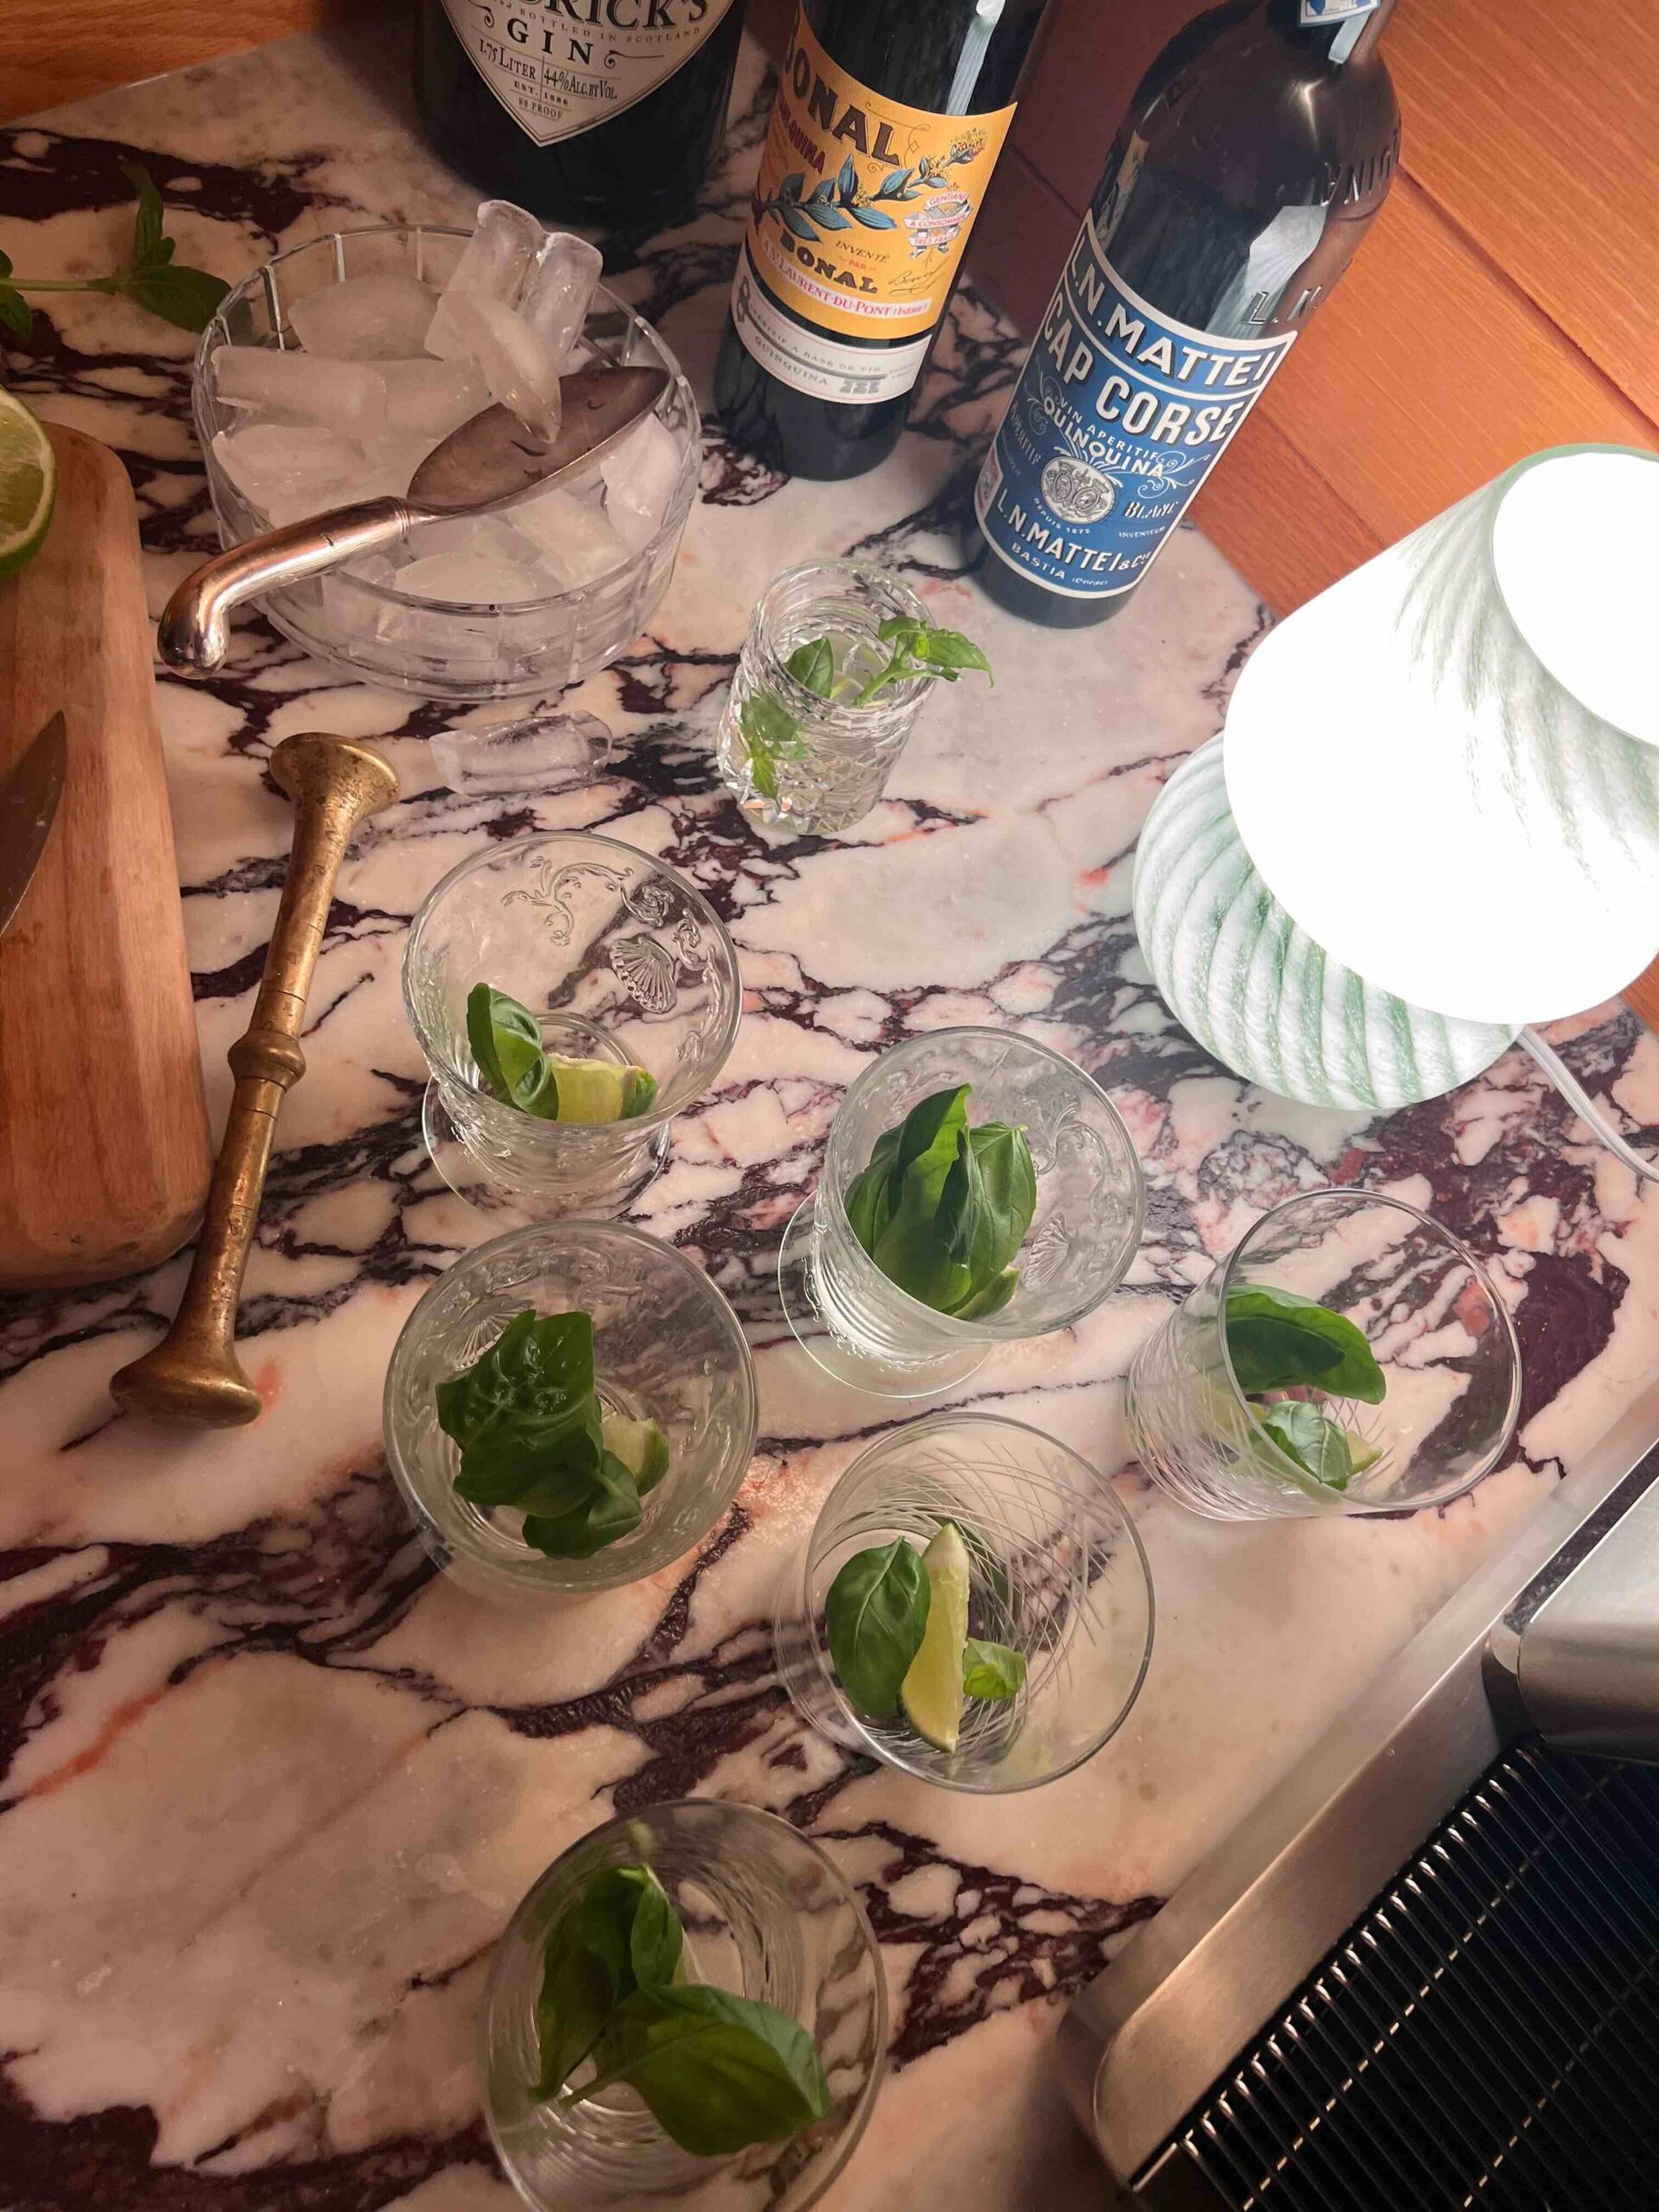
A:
[1174,1741,1659,2211]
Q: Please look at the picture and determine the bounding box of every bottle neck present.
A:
[1270,0,1399,64]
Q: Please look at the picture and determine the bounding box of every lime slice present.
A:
[0,391,55,580]
[602,1413,670,1497]
[546,1056,654,1125]
[900,1521,970,1751]
[1342,1427,1385,1475]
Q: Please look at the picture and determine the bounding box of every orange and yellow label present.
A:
[741,11,1016,351]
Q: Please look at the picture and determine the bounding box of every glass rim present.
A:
[749,557,935,726]
[383,1217,759,1594]
[193,220,701,614]
[804,1410,1156,1794]
[1213,1185,1523,1512]
[400,828,742,1136]
[480,1797,888,2200]
[826,1024,1147,1340]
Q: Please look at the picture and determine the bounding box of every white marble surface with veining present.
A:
[3,16,1659,2207]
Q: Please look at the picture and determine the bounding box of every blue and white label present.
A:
[975,213,1297,600]
[1298,0,1380,22]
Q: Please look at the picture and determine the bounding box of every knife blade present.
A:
[0,711,67,938]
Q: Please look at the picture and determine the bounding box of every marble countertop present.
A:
[5,16,1659,2207]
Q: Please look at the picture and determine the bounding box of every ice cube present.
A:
[213,347,388,443]
[601,414,683,552]
[425,200,544,359]
[212,424,397,527]
[392,549,549,605]
[379,355,488,442]
[428,291,562,443]
[518,230,602,375]
[289,275,438,362]
[510,483,630,587]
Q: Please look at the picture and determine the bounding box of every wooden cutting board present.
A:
[0,422,211,1290]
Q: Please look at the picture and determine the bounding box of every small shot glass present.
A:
[1124,1188,1522,1521]
[773,1413,1154,1795]
[715,559,933,836]
[384,1220,757,1598]
[403,830,741,1220]
[481,1801,887,2212]
[779,1025,1145,1399]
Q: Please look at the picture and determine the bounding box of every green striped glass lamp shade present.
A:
[1132,739,1517,1112]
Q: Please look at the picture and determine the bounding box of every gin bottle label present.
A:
[976,210,1297,601]
[729,10,1018,404]
[437,0,739,147]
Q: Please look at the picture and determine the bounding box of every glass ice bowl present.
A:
[191,224,700,701]
[480,1802,887,2211]
[384,1220,758,1599]
[403,830,742,1219]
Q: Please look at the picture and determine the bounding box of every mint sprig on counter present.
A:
[0,164,228,342]
[1224,1284,1387,1491]
[537,1864,831,2156]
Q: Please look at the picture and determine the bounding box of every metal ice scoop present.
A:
[159,364,670,673]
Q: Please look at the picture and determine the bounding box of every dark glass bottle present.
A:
[715,0,1055,480]
[415,0,747,234]
[975,0,1400,627]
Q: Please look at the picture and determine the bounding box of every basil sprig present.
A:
[823,1527,1025,1722]
[0,164,229,342]
[844,1085,1037,1318]
[466,982,658,1122]
[435,1310,664,1559]
[1223,1284,1387,1491]
[537,1865,831,2157]
[738,620,991,800]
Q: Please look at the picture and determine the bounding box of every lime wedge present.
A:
[1342,1427,1385,1475]
[900,1521,970,1751]
[601,1413,670,1497]
[546,1055,654,1125]
[0,391,55,580]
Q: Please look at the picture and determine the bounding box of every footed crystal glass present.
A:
[1124,1189,1522,1520]
[773,1414,1154,1794]
[779,1026,1145,1398]
[385,1220,755,1598]
[403,830,741,1218]
[481,1802,886,2211]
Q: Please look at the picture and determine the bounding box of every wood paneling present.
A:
[0,0,348,122]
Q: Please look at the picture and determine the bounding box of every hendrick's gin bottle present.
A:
[415,0,747,232]
[715,0,1055,481]
[976,0,1401,626]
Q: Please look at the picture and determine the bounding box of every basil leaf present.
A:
[950,1268,1019,1321]
[892,1084,969,1188]
[118,162,166,270]
[435,1309,594,1448]
[465,1413,604,1514]
[824,1536,930,1721]
[844,1124,902,1255]
[959,1122,1036,1288]
[1224,1286,1386,1404]
[467,983,548,1108]
[536,1866,682,2096]
[577,1985,830,2156]
[962,1640,1027,1700]
[124,262,230,333]
[916,628,993,679]
[740,691,801,799]
[524,1450,642,1558]
[785,635,835,696]
[0,285,32,343]
[1254,1399,1354,1491]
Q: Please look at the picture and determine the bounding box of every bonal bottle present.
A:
[415,0,748,232]
[975,0,1401,627]
[716,0,1055,480]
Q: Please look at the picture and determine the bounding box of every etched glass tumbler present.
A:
[403,830,741,1217]
[384,1220,756,1598]
[715,559,932,835]
[779,1025,1145,1397]
[481,1801,887,2212]
[1124,1189,1522,1520]
[773,1413,1154,1794]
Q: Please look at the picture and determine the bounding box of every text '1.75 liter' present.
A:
[415,0,749,232]
[976,0,1401,627]
[716,0,1056,480]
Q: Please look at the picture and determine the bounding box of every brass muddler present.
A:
[111,734,399,1426]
